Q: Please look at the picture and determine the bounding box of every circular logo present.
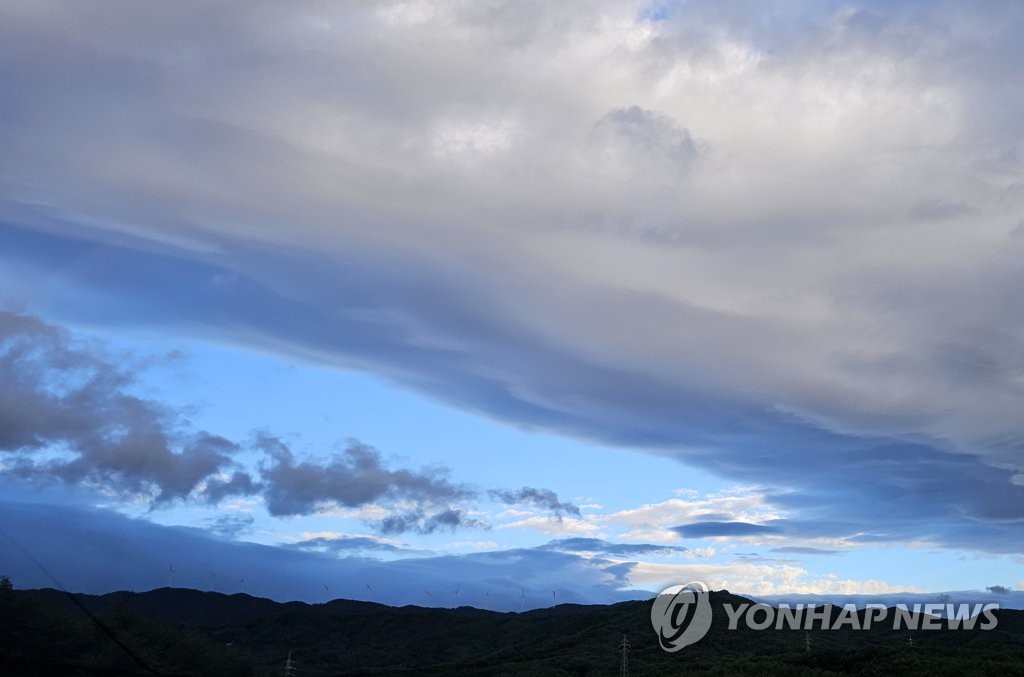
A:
[650,581,713,652]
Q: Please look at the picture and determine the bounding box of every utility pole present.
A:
[618,635,630,677]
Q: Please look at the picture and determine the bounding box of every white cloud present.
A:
[626,561,919,596]
[602,488,783,542]
[432,115,520,161]
[498,516,601,537]
[493,487,786,543]
[495,508,534,519]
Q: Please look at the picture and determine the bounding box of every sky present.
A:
[1,0,1023,611]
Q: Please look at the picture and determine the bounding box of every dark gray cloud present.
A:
[203,471,260,503]
[0,310,567,536]
[489,487,580,518]
[0,310,239,502]
[256,434,475,520]
[43,431,238,503]
[987,585,1011,595]
[378,508,487,535]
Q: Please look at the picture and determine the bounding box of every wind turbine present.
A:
[453,584,461,607]
[209,572,217,592]
[519,588,526,612]
[167,564,174,588]
[239,575,248,593]
[424,589,433,604]
[365,583,374,599]
[551,590,557,608]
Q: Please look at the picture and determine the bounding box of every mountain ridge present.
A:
[2,585,1023,675]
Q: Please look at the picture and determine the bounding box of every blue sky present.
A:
[1,0,1023,610]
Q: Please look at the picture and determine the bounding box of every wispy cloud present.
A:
[204,514,255,539]
[769,546,841,556]
[489,487,580,518]
[541,537,688,558]
[672,521,783,538]
[288,534,422,556]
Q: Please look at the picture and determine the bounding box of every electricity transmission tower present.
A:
[284,650,296,676]
[805,632,812,653]
[618,635,630,677]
